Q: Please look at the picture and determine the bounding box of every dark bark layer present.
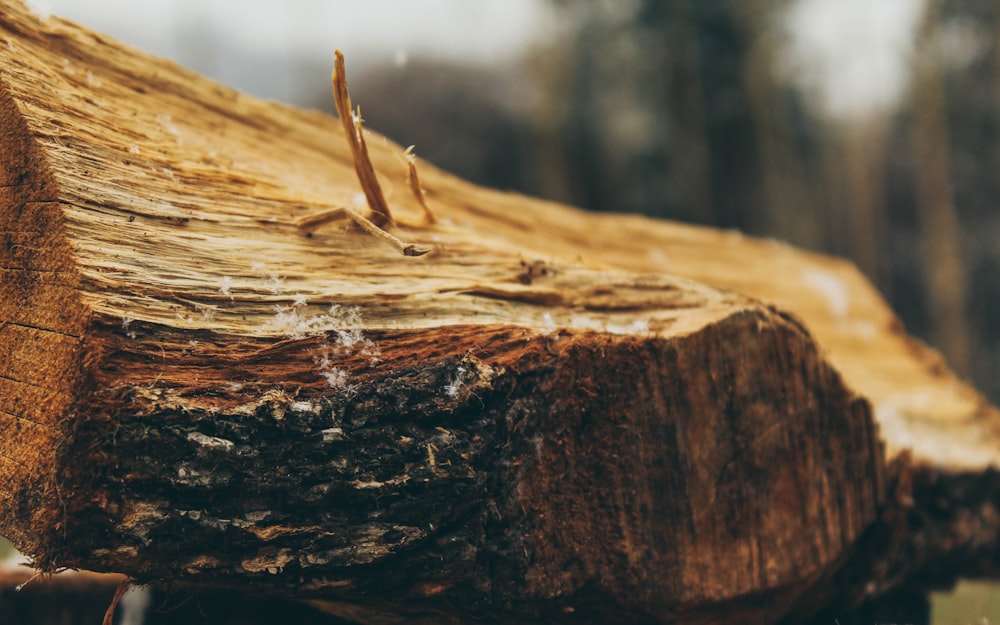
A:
[37,310,882,624]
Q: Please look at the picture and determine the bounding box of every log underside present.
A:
[0,567,942,625]
[64,312,882,623]
[0,3,997,624]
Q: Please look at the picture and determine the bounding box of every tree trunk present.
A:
[0,3,997,624]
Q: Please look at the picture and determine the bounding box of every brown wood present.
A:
[0,2,997,624]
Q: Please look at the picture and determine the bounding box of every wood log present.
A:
[0,2,997,623]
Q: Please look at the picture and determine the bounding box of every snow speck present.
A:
[444,364,467,398]
[267,302,306,337]
[219,276,234,298]
[196,303,217,323]
[265,274,284,294]
[156,114,183,144]
[121,314,136,339]
[319,366,351,391]
[541,312,557,335]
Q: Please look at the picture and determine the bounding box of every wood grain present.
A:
[0,2,996,623]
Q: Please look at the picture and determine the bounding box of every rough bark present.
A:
[0,2,997,624]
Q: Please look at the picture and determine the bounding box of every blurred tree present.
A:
[909,0,970,376]
[543,0,761,229]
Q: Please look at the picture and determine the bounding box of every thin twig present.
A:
[333,49,393,229]
[13,570,43,592]
[342,206,428,256]
[298,50,428,256]
[102,579,131,625]
[296,206,351,235]
[297,206,428,256]
[403,146,436,224]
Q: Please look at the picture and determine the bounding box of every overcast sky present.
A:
[781,0,927,122]
[40,1,554,61]
[38,0,557,103]
[37,0,930,124]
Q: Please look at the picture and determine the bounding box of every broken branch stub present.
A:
[295,51,428,256]
[333,49,394,230]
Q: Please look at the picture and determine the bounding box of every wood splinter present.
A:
[404,145,437,224]
[296,205,428,256]
[296,50,427,256]
[333,49,393,229]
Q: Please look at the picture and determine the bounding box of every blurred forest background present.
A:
[43,0,1000,406]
